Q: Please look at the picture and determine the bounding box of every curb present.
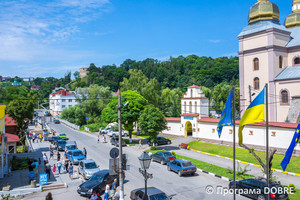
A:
[190,149,300,177]
[197,168,232,182]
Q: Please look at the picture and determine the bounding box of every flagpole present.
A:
[232,86,236,200]
[265,83,269,200]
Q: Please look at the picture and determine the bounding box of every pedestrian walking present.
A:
[52,164,56,174]
[69,163,73,180]
[83,147,87,157]
[103,134,106,143]
[50,146,54,160]
[45,161,51,179]
[43,153,48,165]
[138,139,142,149]
[57,160,62,174]
[64,159,69,173]
[64,150,67,159]
[104,182,110,200]
[97,135,100,143]
[111,179,117,197]
[57,152,61,161]
[39,134,42,142]
[90,190,98,200]
[99,127,102,136]
[45,192,53,200]
[33,132,36,143]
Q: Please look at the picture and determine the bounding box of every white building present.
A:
[164,85,300,151]
[49,88,79,116]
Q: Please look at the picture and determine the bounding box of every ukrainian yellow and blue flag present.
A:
[217,91,233,138]
[0,105,6,133]
[238,88,265,145]
[281,122,300,171]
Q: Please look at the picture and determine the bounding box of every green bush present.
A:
[171,151,176,156]
[289,183,296,193]
[84,122,108,132]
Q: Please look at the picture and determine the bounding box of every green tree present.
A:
[160,88,182,117]
[101,90,147,139]
[212,83,232,112]
[201,86,212,114]
[6,98,35,152]
[73,71,80,79]
[120,69,148,94]
[138,105,167,142]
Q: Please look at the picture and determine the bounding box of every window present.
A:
[189,101,192,113]
[253,58,259,71]
[62,99,66,102]
[184,102,186,113]
[190,89,193,97]
[279,56,283,69]
[294,57,300,65]
[195,102,197,114]
[62,105,66,108]
[281,90,288,104]
[254,77,260,90]
[69,99,72,102]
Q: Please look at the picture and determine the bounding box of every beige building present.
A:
[238,0,300,123]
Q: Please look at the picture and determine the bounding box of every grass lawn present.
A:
[123,139,139,146]
[147,149,253,180]
[188,141,300,174]
[132,133,150,139]
[289,189,300,200]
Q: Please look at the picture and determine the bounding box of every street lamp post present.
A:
[138,152,153,200]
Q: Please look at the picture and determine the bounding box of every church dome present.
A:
[285,0,300,28]
[248,0,280,24]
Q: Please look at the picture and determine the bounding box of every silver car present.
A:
[78,159,100,180]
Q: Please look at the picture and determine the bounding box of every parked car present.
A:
[107,130,129,137]
[59,132,67,140]
[56,140,67,151]
[54,119,60,124]
[78,159,101,180]
[77,170,118,196]
[101,127,111,134]
[65,141,77,152]
[50,136,60,145]
[147,136,171,146]
[167,159,197,176]
[67,150,86,164]
[110,137,127,147]
[152,151,176,165]
[229,178,289,200]
[130,187,172,200]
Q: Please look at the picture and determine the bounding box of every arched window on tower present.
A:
[253,58,259,71]
[189,102,192,113]
[279,56,283,69]
[195,101,197,114]
[254,77,260,90]
[190,89,193,97]
[281,90,289,104]
[184,102,186,113]
[294,57,300,65]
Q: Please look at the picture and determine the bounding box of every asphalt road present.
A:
[23,111,248,200]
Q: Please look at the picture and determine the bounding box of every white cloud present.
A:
[0,0,111,62]
[208,39,221,43]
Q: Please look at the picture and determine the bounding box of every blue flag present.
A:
[281,123,300,171]
[217,91,233,138]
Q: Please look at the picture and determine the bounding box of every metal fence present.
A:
[59,119,80,130]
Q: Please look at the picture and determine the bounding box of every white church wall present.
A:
[164,121,182,136]
[195,122,300,151]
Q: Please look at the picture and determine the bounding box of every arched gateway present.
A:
[185,121,193,137]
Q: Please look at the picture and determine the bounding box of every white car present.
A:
[107,130,129,137]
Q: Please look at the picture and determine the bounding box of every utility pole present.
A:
[118,90,124,200]
[249,85,252,103]
[232,87,236,200]
[265,84,269,200]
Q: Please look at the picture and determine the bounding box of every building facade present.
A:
[49,88,79,116]
[239,0,300,123]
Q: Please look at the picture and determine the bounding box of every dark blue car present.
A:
[167,159,197,177]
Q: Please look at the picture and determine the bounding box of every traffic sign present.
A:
[110,148,119,158]
[86,117,89,121]
[39,174,48,185]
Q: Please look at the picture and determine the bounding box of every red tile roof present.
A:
[52,89,74,97]
[197,117,298,129]
[5,115,17,126]
[188,85,201,88]
[116,89,120,97]
[181,113,199,117]
[165,117,181,122]
[31,86,40,89]
[6,133,20,143]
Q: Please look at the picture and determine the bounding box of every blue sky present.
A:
[0,0,292,78]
